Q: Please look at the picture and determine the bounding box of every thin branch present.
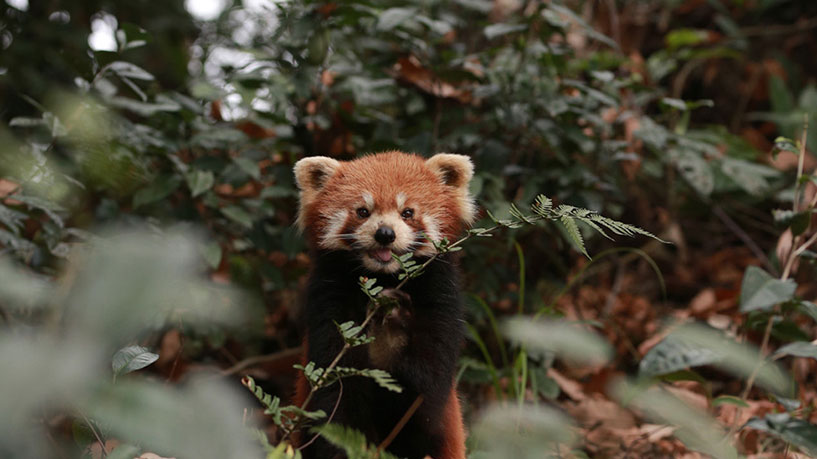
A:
[222,347,302,376]
[80,412,107,459]
[298,378,343,451]
[713,205,776,275]
[377,395,424,453]
[739,16,817,37]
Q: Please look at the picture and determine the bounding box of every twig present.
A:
[377,395,424,453]
[80,412,107,458]
[739,16,817,37]
[222,347,302,376]
[712,205,776,275]
[298,378,343,451]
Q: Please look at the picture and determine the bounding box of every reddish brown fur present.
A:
[302,151,468,248]
[438,387,467,459]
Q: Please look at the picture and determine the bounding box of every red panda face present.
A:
[294,151,476,273]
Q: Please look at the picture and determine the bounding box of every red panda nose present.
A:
[374,226,396,245]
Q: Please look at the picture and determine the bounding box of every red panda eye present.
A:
[356,208,370,218]
[401,208,414,219]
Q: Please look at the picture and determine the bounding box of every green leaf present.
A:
[334,321,374,347]
[0,258,53,308]
[659,369,708,385]
[559,215,588,258]
[483,23,527,40]
[773,136,799,155]
[108,95,181,116]
[8,117,45,128]
[332,367,402,393]
[313,424,397,459]
[774,341,817,361]
[661,98,688,111]
[186,170,214,197]
[105,61,155,81]
[665,28,710,49]
[112,345,159,376]
[612,379,738,459]
[720,158,779,196]
[221,206,254,228]
[12,194,66,228]
[472,404,576,457]
[795,300,817,322]
[745,413,817,456]
[200,241,222,269]
[232,157,261,180]
[546,4,618,48]
[773,209,810,235]
[132,175,181,209]
[504,318,612,365]
[640,335,721,377]
[640,324,791,396]
[739,266,796,312]
[768,75,795,116]
[376,7,416,31]
[668,148,714,196]
[712,395,749,408]
[86,378,260,459]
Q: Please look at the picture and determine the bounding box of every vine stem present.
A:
[281,224,500,442]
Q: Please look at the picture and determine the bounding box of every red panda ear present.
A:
[294,156,341,194]
[426,153,474,189]
[426,153,476,224]
[293,156,341,230]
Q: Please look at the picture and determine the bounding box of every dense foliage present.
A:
[2,0,817,457]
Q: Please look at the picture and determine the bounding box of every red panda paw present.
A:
[368,289,412,368]
[377,288,412,328]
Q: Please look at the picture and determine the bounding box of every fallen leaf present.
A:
[0,179,19,198]
[547,368,585,401]
[392,56,472,103]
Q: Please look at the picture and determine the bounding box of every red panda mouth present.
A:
[368,248,393,263]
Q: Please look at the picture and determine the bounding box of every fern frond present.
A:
[243,376,324,430]
[559,215,588,258]
[312,424,398,459]
[333,367,403,393]
[335,320,375,347]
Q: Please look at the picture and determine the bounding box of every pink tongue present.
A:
[373,248,392,262]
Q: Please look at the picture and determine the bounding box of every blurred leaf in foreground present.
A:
[471,404,576,459]
[504,318,613,366]
[0,335,100,455]
[84,378,261,459]
[640,323,792,396]
[0,258,54,308]
[61,229,247,346]
[611,378,737,459]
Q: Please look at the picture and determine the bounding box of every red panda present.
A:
[291,151,474,459]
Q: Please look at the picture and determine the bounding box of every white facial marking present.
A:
[395,192,407,210]
[362,192,374,209]
[415,215,442,257]
[355,211,415,273]
[319,209,349,249]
